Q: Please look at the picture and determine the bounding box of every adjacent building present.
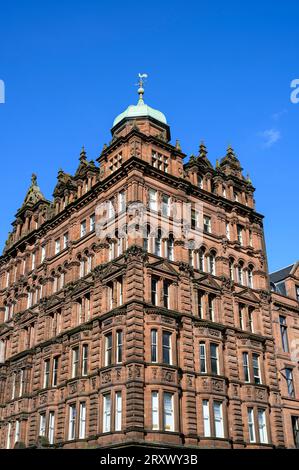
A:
[0,81,298,448]
[270,263,299,448]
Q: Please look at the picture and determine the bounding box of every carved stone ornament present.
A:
[124,245,148,262]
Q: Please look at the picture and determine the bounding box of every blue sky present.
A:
[0,0,298,272]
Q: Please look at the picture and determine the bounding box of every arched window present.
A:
[155,229,162,257]
[167,234,174,261]
[198,247,205,272]
[248,265,254,288]
[229,258,234,281]
[237,261,244,285]
[209,251,216,275]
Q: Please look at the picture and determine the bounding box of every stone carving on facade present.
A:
[128,364,142,380]
[212,378,224,392]
[202,378,209,390]
[101,371,111,384]
[124,245,148,263]
[220,275,234,292]
[69,381,78,394]
[91,377,97,390]
[40,393,48,404]
[256,387,266,401]
[163,369,175,383]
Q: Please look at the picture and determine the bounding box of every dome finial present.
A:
[137,73,148,105]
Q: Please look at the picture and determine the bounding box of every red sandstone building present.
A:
[0,81,298,449]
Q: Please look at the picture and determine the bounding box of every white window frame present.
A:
[152,391,159,430]
[103,394,111,433]
[72,347,79,378]
[200,342,206,373]
[39,413,46,437]
[82,344,88,376]
[202,399,211,437]
[80,220,87,238]
[48,411,55,444]
[68,404,76,440]
[79,402,86,439]
[14,419,20,444]
[90,214,95,232]
[203,215,211,233]
[213,401,224,438]
[163,392,174,432]
[55,238,61,255]
[247,408,256,443]
[258,409,268,444]
[149,189,158,211]
[63,232,69,249]
[115,392,122,431]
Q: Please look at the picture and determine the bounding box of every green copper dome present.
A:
[113,101,167,127]
[113,75,167,127]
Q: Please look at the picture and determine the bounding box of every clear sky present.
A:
[0,0,298,272]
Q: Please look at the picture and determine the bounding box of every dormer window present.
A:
[152,151,168,172]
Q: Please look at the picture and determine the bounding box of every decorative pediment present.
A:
[15,309,38,325]
[147,259,179,277]
[53,170,76,197]
[193,272,221,290]
[234,287,260,303]
[95,261,126,282]
[0,323,13,334]
[19,174,47,210]
[71,278,93,297]
[41,293,64,311]
[74,147,99,179]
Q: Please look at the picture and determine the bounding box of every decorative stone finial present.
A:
[80,146,87,161]
[137,73,148,105]
[199,141,207,158]
[175,139,181,151]
[31,173,37,186]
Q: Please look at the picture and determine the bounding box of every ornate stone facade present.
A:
[0,90,298,449]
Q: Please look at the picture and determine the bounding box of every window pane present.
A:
[162,331,172,365]
[252,354,261,384]
[210,343,219,374]
[103,395,111,433]
[213,401,224,438]
[247,408,255,442]
[200,343,206,373]
[151,329,157,363]
[258,409,268,444]
[115,392,122,431]
[152,391,159,430]
[202,400,210,437]
[163,393,174,431]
